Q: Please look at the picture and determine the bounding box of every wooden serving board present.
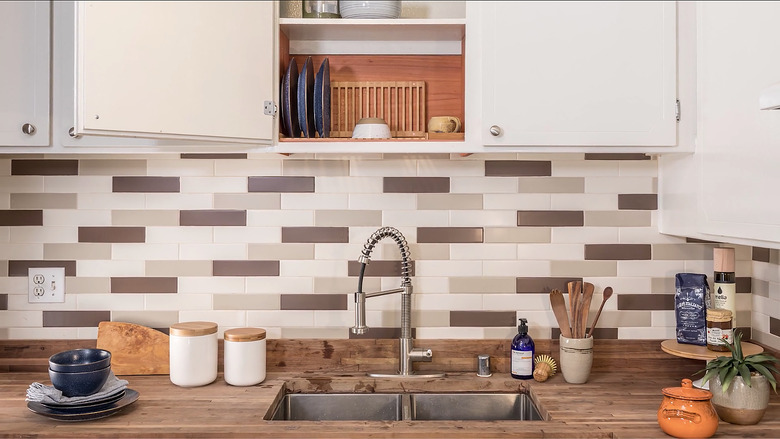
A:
[96,321,169,375]
[661,339,763,361]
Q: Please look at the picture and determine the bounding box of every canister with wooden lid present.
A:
[223,327,266,386]
[169,321,218,387]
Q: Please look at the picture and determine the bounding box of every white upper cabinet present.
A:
[74,1,275,144]
[0,1,50,147]
[477,1,678,147]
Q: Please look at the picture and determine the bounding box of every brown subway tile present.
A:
[281,227,349,243]
[180,153,248,159]
[685,237,720,244]
[8,260,77,277]
[383,177,450,193]
[348,261,416,277]
[450,311,516,327]
[180,210,246,226]
[585,244,651,260]
[753,247,771,263]
[248,176,315,193]
[213,260,280,276]
[111,277,177,294]
[516,277,582,294]
[11,193,78,209]
[584,153,650,161]
[771,318,780,338]
[552,327,618,339]
[0,210,42,226]
[485,160,551,177]
[618,194,658,210]
[349,327,416,339]
[43,311,110,327]
[280,294,347,310]
[617,294,674,311]
[736,277,752,294]
[517,211,584,227]
[417,227,483,243]
[11,159,78,175]
[78,227,145,243]
[0,294,7,310]
[113,176,180,193]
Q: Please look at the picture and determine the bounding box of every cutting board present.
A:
[96,321,170,375]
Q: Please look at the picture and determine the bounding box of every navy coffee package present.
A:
[675,273,709,345]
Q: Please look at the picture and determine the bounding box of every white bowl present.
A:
[352,118,391,139]
[339,1,401,19]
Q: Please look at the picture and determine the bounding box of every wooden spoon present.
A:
[579,282,595,339]
[549,289,572,338]
[587,286,613,338]
[567,281,580,337]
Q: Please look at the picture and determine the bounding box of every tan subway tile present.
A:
[111,311,179,328]
[145,260,212,277]
[517,177,584,193]
[44,243,111,260]
[213,260,280,276]
[652,243,717,261]
[214,294,280,310]
[315,277,380,294]
[42,311,110,327]
[618,194,658,210]
[347,260,415,277]
[383,177,450,193]
[753,279,770,298]
[282,226,349,243]
[283,159,349,176]
[111,277,177,294]
[249,243,315,260]
[449,277,516,294]
[485,160,551,177]
[585,177,655,194]
[112,210,179,226]
[315,210,382,226]
[617,294,674,311]
[550,260,618,277]
[180,210,246,226]
[65,277,110,294]
[407,243,450,261]
[281,294,347,310]
[588,311,651,328]
[516,277,582,294]
[377,310,450,327]
[113,176,180,193]
[78,227,145,243]
[450,311,515,327]
[79,159,147,175]
[517,211,583,227]
[248,176,314,192]
[417,194,482,210]
[585,244,651,261]
[417,227,483,243]
[484,227,551,244]
[584,211,651,227]
[281,327,349,338]
[11,193,77,209]
[0,210,42,226]
[8,260,77,277]
[213,193,280,210]
[12,159,78,176]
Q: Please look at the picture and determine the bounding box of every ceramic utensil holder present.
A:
[559,334,593,384]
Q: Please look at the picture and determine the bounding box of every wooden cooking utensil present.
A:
[572,281,584,337]
[549,289,572,338]
[587,286,613,338]
[579,282,595,339]
[567,281,579,337]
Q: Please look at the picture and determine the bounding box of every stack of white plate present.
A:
[339,1,401,19]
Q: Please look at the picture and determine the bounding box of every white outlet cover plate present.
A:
[28,267,66,303]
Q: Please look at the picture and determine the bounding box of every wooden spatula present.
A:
[549,289,572,338]
[579,282,595,339]
[567,281,579,337]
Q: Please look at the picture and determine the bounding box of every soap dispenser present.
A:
[511,318,535,379]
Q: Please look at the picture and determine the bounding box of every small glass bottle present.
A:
[706,309,733,352]
[713,247,736,327]
[302,1,340,18]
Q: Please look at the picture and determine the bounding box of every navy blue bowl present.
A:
[49,366,111,397]
[49,349,111,373]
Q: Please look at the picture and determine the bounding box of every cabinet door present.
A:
[0,1,50,146]
[480,1,677,147]
[75,1,275,144]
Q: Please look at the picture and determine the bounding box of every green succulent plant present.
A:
[699,330,780,393]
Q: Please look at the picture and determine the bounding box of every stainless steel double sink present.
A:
[269,392,543,421]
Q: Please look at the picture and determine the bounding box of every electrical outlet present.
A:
[28,267,65,303]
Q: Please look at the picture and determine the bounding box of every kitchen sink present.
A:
[269,393,543,421]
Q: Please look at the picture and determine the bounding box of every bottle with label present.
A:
[511,318,535,379]
[706,308,733,352]
[713,247,736,327]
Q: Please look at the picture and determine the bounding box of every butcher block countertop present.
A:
[1,339,779,438]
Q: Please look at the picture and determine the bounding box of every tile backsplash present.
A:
[1,152,777,348]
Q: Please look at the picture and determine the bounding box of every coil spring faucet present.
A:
[352,227,445,378]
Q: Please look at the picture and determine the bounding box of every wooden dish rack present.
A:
[330,81,426,138]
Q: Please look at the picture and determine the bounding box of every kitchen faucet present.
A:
[351,227,445,378]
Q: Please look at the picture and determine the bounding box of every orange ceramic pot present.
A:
[658,379,718,438]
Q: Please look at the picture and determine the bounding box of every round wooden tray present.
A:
[661,339,763,361]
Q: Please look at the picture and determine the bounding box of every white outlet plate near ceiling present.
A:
[28,267,65,303]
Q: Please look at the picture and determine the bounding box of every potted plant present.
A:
[699,330,779,425]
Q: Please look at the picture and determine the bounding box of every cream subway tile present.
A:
[214,159,281,176]
[0,176,43,192]
[145,193,213,210]
[516,244,584,261]
[551,227,618,244]
[406,244,449,261]
[145,294,211,311]
[448,277,516,294]
[12,193,78,209]
[619,260,686,278]
[0,244,43,260]
[619,227,686,244]
[146,159,215,176]
[314,243,365,260]
[415,327,484,339]
[449,244,517,260]
[450,177,517,194]
[383,210,449,227]
[0,311,42,327]
[214,227,281,244]
[146,227,213,244]
[551,194,617,210]
[484,227,551,244]
[754,262,780,284]
[360,295,404,312]
[281,193,349,210]
[43,210,111,226]
[214,294,280,310]
[753,331,780,352]
[178,244,247,260]
[214,193,280,210]
[44,243,111,260]
[77,260,145,277]
[246,277,313,294]
[44,176,112,193]
[178,310,247,329]
[281,327,349,338]
[483,293,549,310]
[586,277,651,295]
[314,277,380,294]
[349,160,417,177]
[652,243,717,260]
[11,227,77,244]
[247,310,314,327]
[79,159,147,176]
[178,277,244,294]
[417,159,483,177]
[113,243,179,260]
[552,160,619,177]
[78,193,146,210]
[651,310,676,327]
[279,260,347,277]
[180,177,246,193]
[77,294,144,311]
[414,261,483,277]
[112,210,179,226]
[314,177,383,194]
[482,261,551,277]
[112,311,179,328]
[449,210,517,227]
[618,327,674,339]
[517,177,584,194]
[483,194,551,210]
[584,177,655,194]
[618,160,658,177]
[5,327,80,339]
[64,277,110,294]
[145,260,212,277]
[349,193,416,210]
[8,294,77,311]
[410,277,449,294]
[313,310,353,327]
[315,210,382,227]
[247,210,313,227]
[283,159,350,176]
[249,243,314,260]
[550,260,617,277]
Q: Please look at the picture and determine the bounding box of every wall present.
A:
[751,247,780,350]
[0,152,761,342]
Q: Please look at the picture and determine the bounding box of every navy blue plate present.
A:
[282,59,299,138]
[297,56,315,138]
[28,389,139,422]
[314,58,330,138]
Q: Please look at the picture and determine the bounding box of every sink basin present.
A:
[269,393,543,421]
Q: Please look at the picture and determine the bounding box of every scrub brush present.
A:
[533,354,557,382]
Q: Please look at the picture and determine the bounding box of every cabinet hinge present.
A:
[264,101,277,117]
[675,100,680,122]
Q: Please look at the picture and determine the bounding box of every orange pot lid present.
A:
[662,379,712,401]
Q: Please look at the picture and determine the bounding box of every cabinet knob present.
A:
[68,127,81,139]
[21,123,36,135]
[489,125,502,136]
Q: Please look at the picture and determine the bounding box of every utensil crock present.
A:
[657,378,718,438]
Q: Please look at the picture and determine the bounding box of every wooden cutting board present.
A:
[96,321,169,375]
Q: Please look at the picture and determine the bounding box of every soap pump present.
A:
[511,318,535,379]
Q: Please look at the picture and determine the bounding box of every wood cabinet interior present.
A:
[278,31,465,142]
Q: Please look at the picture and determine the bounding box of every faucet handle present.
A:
[409,347,433,362]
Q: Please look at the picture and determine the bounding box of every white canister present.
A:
[169,321,218,387]
[223,327,266,386]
